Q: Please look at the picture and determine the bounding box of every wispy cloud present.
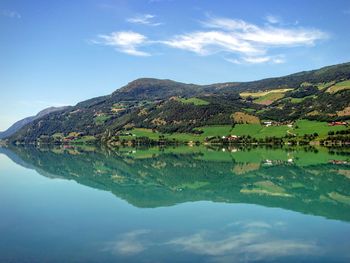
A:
[243,56,271,64]
[163,16,326,63]
[265,15,281,24]
[162,31,262,56]
[1,10,21,19]
[226,55,285,64]
[94,15,327,63]
[96,31,150,56]
[203,16,327,46]
[127,14,162,26]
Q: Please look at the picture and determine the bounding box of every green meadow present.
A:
[178,97,209,105]
[118,120,348,143]
[327,80,350,93]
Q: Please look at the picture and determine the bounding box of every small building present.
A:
[227,135,239,141]
[328,121,348,126]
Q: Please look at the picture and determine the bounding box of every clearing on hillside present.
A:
[232,112,260,124]
[326,80,350,93]
[254,92,286,105]
[178,97,209,106]
[240,88,292,98]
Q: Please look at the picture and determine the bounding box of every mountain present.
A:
[0,106,69,139]
[6,62,350,144]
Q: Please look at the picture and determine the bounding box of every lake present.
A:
[0,145,350,262]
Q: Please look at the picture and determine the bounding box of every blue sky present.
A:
[1,0,350,130]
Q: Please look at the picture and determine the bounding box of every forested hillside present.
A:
[6,62,350,144]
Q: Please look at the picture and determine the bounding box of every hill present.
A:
[0,106,68,139]
[6,62,350,144]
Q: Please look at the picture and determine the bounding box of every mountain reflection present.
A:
[1,145,350,221]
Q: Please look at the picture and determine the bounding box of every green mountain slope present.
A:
[7,62,350,144]
[0,106,68,139]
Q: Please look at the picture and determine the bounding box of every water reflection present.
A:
[103,222,320,262]
[1,145,350,262]
[1,145,350,221]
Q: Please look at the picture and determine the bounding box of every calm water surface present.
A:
[0,145,350,262]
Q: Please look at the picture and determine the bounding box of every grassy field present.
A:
[243,108,255,113]
[337,106,350,116]
[118,120,348,143]
[294,119,347,137]
[120,126,235,142]
[326,80,350,93]
[196,125,233,138]
[240,88,292,98]
[290,95,315,103]
[178,97,209,105]
[254,92,285,105]
[317,81,335,90]
[73,135,97,143]
[229,124,290,138]
[94,114,110,125]
[232,112,260,124]
[239,88,292,105]
[120,128,203,142]
[197,124,289,139]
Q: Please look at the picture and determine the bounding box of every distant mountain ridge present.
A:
[5,62,350,143]
[0,106,69,139]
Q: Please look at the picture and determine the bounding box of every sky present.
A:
[1,0,350,131]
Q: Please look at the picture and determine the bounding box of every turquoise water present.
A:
[0,145,350,262]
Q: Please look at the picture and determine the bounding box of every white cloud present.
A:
[204,16,327,46]
[127,14,162,26]
[94,15,327,63]
[1,10,21,19]
[162,31,262,56]
[242,56,271,64]
[240,27,326,46]
[265,15,281,24]
[162,16,327,63]
[272,57,285,64]
[226,55,285,64]
[97,31,150,56]
[224,58,242,64]
[202,17,259,32]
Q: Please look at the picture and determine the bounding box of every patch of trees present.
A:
[287,86,319,98]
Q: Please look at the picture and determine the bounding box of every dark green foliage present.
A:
[288,86,319,98]
[7,62,350,144]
